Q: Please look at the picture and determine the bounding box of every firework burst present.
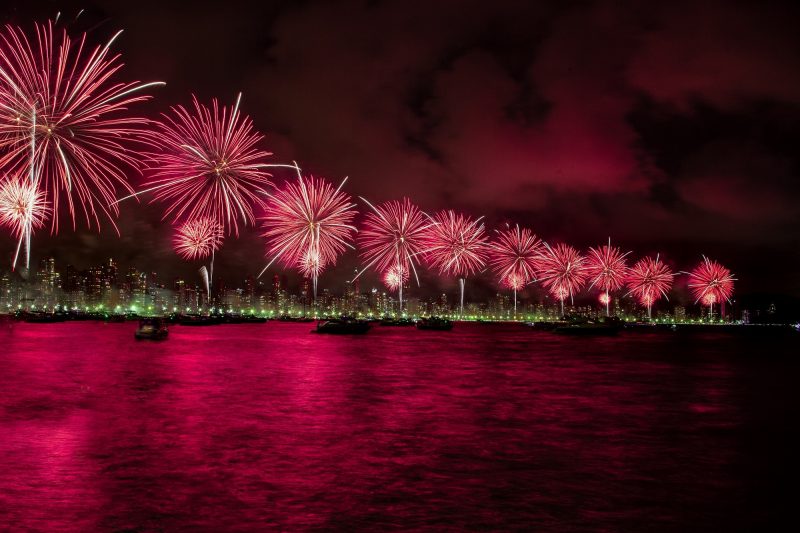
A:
[383,263,409,293]
[173,217,224,261]
[423,210,489,315]
[585,238,630,316]
[0,175,49,238]
[0,175,49,268]
[686,256,735,318]
[261,175,357,297]
[626,255,674,319]
[137,94,285,235]
[0,19,163,267]
[356,197,429,310]
[536,243,587,316]
[598,292,611,306]
[502,272,526,291]
[173,217,223,298]
[489,224,543,313]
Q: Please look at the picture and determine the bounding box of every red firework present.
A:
[536,243,587,314]
[358,197,429,283]
[489,224,543,314]
[423,210,488,278]
[141,94,274,235]
[626,255,674,317]
[0,20,162,233]
[502,272,526,291]
[261,175,357,295]
[173,217,224,261]
[0,175,49,239]
[585,238,629,315]
[489,224,543,288]
[687,256,735,309]
[383,263,409,293]
[423,210,488,315]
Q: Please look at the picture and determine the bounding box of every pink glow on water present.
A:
[0,322,795,530]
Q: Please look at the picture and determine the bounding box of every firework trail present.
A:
[535,243,587,317]
[132,94,296,236]
[686,256,735,319]
[198,265,210,301]
[0,19,163,268]
[356,197,430,311]
[261,174,357,298]
[383,263,409,294]
[501,272,528,315]
[489,224,543,314]
[423,210,488,316]
[585,238,630,316]
[174,217,224,297]
[0,175,49,268]
[626,255,674,319]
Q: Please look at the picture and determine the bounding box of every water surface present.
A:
[1,322,797,531]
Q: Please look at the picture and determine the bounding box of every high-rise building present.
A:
[0,272,11,308]
[244,276,256,307]
[85,266,104,304]
[173,279,186,310]
[741,309,751,324]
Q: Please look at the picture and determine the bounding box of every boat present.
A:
[238,315,268,324]
[523,320,569,331]
[416,317,453,331]
[17,311,68,323]
[134,317,168,340]
[177,314,224,326]
[312,317,371,334]
[220,314,268,324]
[276,315,315,322]
[553,316,622,336]
[380,317,415,327]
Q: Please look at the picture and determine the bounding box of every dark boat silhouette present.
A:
[416,317,453,331]
[239,315,268,323]
[277,315,315,322]
[220,314,268,324]
[553,316,622,336]
[17,311,68,323]
[524,319,569,331]
[312,317,371,334]
[380,317,415,327]
[134,317,169,340]
[177,314,224,326]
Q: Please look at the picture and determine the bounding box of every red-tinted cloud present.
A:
[627,1,800,109]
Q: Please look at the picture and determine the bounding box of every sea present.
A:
[1,321,797,531]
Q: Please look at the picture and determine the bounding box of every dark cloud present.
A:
[627,1,800,109]
[1,0,799,297]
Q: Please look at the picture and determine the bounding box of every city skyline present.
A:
[1,254,784,323]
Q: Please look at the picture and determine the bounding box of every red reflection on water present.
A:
[0,322,796,531]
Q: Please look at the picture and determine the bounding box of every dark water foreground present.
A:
[1,322,798,531]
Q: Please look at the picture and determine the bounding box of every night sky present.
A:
[2,0,799,305]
